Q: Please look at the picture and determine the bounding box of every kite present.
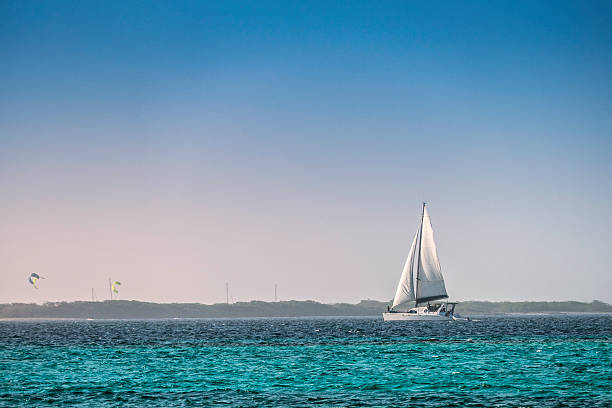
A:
[112,281,121,294]
[28,273,43,289]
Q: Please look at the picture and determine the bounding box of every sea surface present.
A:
[0,315,610,407]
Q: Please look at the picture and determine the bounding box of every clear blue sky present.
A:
[1,1,611,304]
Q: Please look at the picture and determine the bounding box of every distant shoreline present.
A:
[1,300,610,319]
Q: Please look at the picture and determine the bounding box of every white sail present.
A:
[391,229,418,308]
[415,206,448,302]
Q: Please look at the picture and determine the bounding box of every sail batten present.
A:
[391,229,419,308]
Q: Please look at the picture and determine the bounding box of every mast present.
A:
[414,202,426,306]
[108,278,112,301]
[226,282,229,304]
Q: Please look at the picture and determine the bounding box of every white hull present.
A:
[382,304,456,321]
[382,312,453,321]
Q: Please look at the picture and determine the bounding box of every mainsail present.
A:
[391,204,448,309]
[415,206,447,303]
[391,229,418,308]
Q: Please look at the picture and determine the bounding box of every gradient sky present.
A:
[1,1,611,304]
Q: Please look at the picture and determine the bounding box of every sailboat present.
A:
[383,202,457,321]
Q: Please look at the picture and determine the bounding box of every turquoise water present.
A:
[1,315,610,407]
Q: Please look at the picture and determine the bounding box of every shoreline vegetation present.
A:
[0,300,610,319]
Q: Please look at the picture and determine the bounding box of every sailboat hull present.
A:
[382,303,457,321]
[382,312,453,321]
